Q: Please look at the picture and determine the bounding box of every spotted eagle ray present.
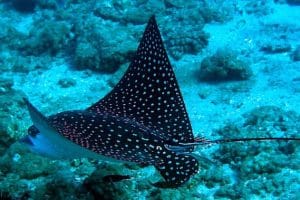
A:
[22,16,300,188]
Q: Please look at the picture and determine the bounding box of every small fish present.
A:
[21,16,300,188]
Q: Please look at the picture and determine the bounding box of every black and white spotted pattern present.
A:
[28,108,199,187]
[89,16,194,146]
[26,16,199,188]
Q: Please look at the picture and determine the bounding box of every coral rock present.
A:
[199,49,252,81]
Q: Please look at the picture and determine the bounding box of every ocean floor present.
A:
[0,0,299,199]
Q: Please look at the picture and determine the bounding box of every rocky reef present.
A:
[212,106,300,199]
[0,79,26,156]
[0,0,299,199]
[199,49,252,82]
[0,0,230,73]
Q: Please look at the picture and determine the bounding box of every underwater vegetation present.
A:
[0,0,299,199]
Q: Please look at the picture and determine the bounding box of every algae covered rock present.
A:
[24,21,73,56]
[163,8,209,60]
[83,164,134,200]
[0,79,26,156]
[0,79,17,156]
[212,106,300,199]
[93,1,163,25]
[243,106,300,137]
[260,40,291,54]
[0,21,27,51]
[0,142,97,199]
[0,143,58,199]
[0,143,58,180]
[215,106,300,165]
[93,1,212,60]
[164,24,209,60]
[74,39,132,73]
[75,41,101,71]
[73,17,136,73]
[244,1,273,16]
[199,49,252,81]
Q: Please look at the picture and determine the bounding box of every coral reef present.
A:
[259,23,294,55]
[0,0,298,199]
[199,49,252,81]
[73,16,136,73]
[0,0,228,73]
[23,21,73,56]
[0,144,58,180]
[243,106,300,135]
[83,164,134,200]
[243,1,273,16]
[92,1,222,60]
[0,142,96,199]
[0,21,26,51]
[93,1,158,25]
[163,11,209,60]
[0,79,26,156]
[212,106,300,199]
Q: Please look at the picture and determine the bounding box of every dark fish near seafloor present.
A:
[21,16,300,188]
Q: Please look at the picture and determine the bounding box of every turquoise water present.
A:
[0,0,299,199]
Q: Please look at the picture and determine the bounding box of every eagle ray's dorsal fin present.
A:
[88,16,194,145]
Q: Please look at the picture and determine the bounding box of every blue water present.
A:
[0,0,299,199]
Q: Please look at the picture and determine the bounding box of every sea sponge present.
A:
[199,49,252,81]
